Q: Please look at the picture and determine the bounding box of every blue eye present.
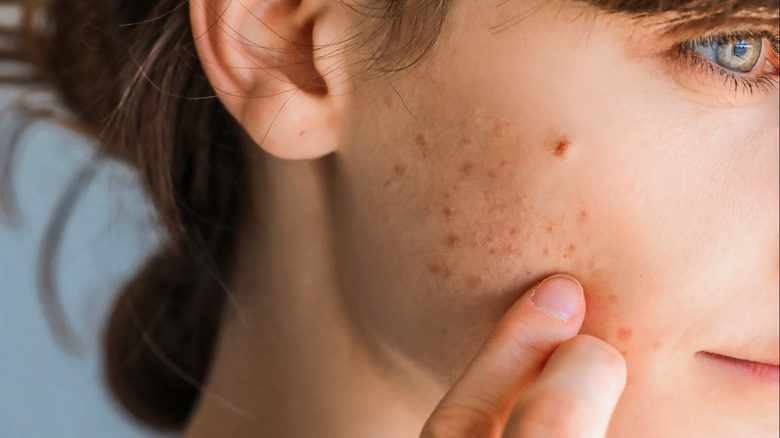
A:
[690,36,763,73]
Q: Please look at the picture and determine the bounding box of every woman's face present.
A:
[328,1,778,435]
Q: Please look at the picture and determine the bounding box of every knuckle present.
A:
[421,404,501,438]
[516,389,591,438]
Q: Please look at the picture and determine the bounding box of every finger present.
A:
[421,274,586,438]
[505,335,627,438]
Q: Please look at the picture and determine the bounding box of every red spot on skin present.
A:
[509,227,518,236]
[488,249,497,255]
[416,134,430,158]
[578,210,588,222]
[499,159,507,167]
[460,162,475,176]
[442,207,455,221]
[618,327,633,341]
[444,234,459,247]
[466,275,482,289]
[426,263,452,279]
[487,170,498,179]
[553,137,571,158]
[542,247,549,257]
[546,225,554,234]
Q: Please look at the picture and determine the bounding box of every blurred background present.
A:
[0,83,164,436]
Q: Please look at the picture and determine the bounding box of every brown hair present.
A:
[1,0,775,432]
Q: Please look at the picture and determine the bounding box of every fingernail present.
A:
[531,275,583,321]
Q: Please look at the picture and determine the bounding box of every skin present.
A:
[184,0,779,436]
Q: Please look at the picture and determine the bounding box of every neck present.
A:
[183,153,441,438]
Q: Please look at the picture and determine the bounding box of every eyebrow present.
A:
[579,0,779,18]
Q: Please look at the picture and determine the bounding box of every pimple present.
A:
[617,327,633,341]
[426,262,452,279]
[443,234,459,247]
[508,227,519,236]
[416,133,430,158]
[553,137,571,158]
[466,275,483,289]
[460,162,475,176]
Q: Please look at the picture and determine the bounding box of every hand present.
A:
[420,275,627,438]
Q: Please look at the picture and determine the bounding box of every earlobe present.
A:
[189,0,344,159]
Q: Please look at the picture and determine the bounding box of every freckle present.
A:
[460,162,475,176]
[508,227,518,236]
[393,163,407,176]
[461,137,472,146]
[553,137,571,158]
[542,247,549,257]
[442,207,455,221]
[426,263,451,279]
[620,350,629,357]
[608,294,618,303]
[441,326,449,335]
[466,275,482,289]
[617,327,633,341]
[653,341,661,350]
[499,159,507,167]
[416,133,427,146]
[565,244,576,258]
[578,210,588,222]
[444,234,459,247]
[545,225,554,234]
[487,170,498,179]
[299,129,306,136]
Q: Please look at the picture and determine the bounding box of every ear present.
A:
[189,0,348,159]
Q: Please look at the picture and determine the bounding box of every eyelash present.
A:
[679,30,780,95]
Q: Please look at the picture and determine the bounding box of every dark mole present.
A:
[444,234,459,247]
[466,275,482,289]
[553,137,571,158]
[460,162,475,176]
[442,207,456,221]
[617,327,633,341]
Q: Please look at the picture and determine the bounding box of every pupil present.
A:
[733,40,751,58]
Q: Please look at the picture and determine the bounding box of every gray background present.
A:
[0,85,164,437]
